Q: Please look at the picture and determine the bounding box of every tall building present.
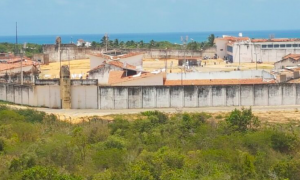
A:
[215,35,300,63]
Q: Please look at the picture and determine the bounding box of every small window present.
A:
[280,44,285,48]
[268,44,273,48]
[262,45,267,48]
[286,44,292,47]
[220,49,223,51]
[293,44,298,47]
[274,44,279,48]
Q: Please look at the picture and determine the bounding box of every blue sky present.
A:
[0,0,299,35]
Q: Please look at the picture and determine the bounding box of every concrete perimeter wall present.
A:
[99,84,300,109]
[0,83,61,108]
[0,83,300,109]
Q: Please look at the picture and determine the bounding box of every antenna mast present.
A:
[15,22,18,55]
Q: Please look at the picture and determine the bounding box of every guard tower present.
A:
[60,65,71,109]
[56,36,71,109]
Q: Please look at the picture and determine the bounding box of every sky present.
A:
[0,0,299,36]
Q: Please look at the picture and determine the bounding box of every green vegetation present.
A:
[0,43,42,58]
[0,106,300,179]
[92,34,215,50]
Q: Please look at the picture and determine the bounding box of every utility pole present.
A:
[180,35,188,86]
[21,43,26,85]
[105,33,108,52]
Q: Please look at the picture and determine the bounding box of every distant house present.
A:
[77,39,85,47]
[88,50,145,70]
[77,39,91,47]
[0,57,40,83]
[85,42,91,47]
[274,54,300,70]
[88,60,163,86]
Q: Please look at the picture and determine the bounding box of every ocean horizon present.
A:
[1,30,300,45]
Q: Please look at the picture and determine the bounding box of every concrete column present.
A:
[223,86,226,106]
[182,86,185,107]
[294,84,297,105]
[169,87,171,108]
[196,86,200,107]
[141,86,143,108]
[280,85,283,105]
[98,87,101,109]
[127,87,129,109]
[267,85,270,106]
[252,85,255,106]
[238,85,241,106]
[210,86,213,106]
[155,87,157,108]
[113,88,116,109]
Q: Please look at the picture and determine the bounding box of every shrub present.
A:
[226,107,260,132]
[108,117,130,135]
[271,131,298,153]
[16,109,46,123]
[0,138,4,152]
[141,111,168,124]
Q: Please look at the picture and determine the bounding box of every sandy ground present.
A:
[39,58,274,79]
[143,58,274,73]
[6,103,300,124]
[40,59,90,79]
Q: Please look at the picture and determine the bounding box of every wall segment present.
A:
[0,83,299,109]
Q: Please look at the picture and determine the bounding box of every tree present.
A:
[139,40,144,48]
[149,40,155,49]
[91,41,97,49]
[208,34,215,47]
[100,35,108,48]
[187,41,199,51]
[113,39,119,47]
[72,127,87,161]
[226,107,260,132]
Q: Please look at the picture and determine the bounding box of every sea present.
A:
[1,30,300,45]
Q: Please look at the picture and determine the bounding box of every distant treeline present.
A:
[0,34,215,59]
[91,34,215,50]
[0,104,300,179]
[0,43,42,58]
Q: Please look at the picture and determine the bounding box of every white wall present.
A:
[35,85,61,108]
[89,55,106,69]
[89,66,122,85]
[232,41,300,63]
[166,70,274,80]
[71,85,98,109]
[119,54,143,67]
[215,39,228,59]
[112,74,163,86]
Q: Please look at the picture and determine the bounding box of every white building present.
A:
[215,35,300,63]
[274,54,300,70]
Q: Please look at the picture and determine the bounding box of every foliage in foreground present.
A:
[0,106,300,180]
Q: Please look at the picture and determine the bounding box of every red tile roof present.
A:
[282,54,300,61]
[89,52,144,60]
[164,78,275,86]
[88,61,137,73]
[0,59,35,72]
[108,60,136,70]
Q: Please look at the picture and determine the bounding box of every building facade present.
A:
[215,36,300,63]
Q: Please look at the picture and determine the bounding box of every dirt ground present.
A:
[39,58,274,79]
[40,59,90,79]
[6,104,299,124]
[143,58,274,73]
